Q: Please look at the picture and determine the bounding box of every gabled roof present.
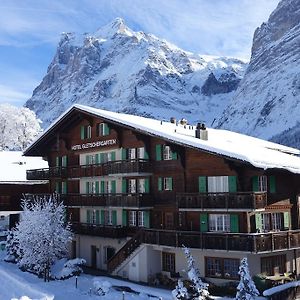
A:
[24,104,300,174]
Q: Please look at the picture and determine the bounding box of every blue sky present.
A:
[0,0,279,106]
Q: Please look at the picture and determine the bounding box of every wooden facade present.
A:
[24,106,300,283]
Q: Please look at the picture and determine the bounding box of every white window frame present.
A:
[207,176,229,193]
[87,125,92,139]
[129,211,136,227]
[163,145,172,160]
[271,213,283,231]
[128,179,137,194]
[261,213,270,232]
[137,147,145,159]
[138,178,145,193]
[128,148,136,160]
[138,211,145,227]
[209,214,230,232]
[258,175,268,192]
[98,123,108,137]
[105,210,113,226]
[164,177,172,191]
[92,210,96,224]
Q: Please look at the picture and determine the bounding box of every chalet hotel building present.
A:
[24,104,300,284]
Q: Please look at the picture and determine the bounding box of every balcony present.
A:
[72,222,127,238]
[176,192,267,210]
[63,193,153,208]
[141,229,300,253]
[26,159,152,180]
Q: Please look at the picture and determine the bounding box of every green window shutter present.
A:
[55,181,60,193]
[198,176,207,193]
[62,181,67,194]
[155,144,162,161]
[100,181,105,193]
[200,213,208,232]
[96,210,100,224]
[95,154,100,164]
[122,179,127,193]
[111,180,116,193]
[228,176,237,192]
[168,177,173,190]
[111,152,116,161]
[61,156,67,167]
[283,212,290,229]
[230,214,239,233]
[55,156,60,167]
[80,126,85,140]
[86,210,91,223]
[171,150,178,160]
[112,210,117,225]
[252,176,259,192]
[269,176,276,193]
[85,155,90,165]
[255,213,263,232]
[144,149,149,160]
[95,181,100,194]
[158,177,163,191]
[122,148,127,160]
[100,153,105,163]
[104,123,110,135]
[144,211,150,228]
[145,178,150,193]
[86,181,90,194]
[122,210,127,226]
[100,210,105,225]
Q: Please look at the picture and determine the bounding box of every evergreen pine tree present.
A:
[183,246,209,300]
[236,257,259,300]
[172,279,188,299]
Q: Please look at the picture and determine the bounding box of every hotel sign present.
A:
[71,139,117,151]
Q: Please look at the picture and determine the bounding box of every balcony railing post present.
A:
[271,233,274,251]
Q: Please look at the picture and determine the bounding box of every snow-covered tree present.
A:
[236,257,259,300]
[183,246,209,300]
[172,279,188,299]
[5,230,19,262]
[12,194,72,279]
[0,103,42,151]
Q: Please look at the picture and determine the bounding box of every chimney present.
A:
[170,117,176,124]
[195,123,208,140]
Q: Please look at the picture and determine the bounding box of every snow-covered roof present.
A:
[25,104,300,174]
[0,151,48,183]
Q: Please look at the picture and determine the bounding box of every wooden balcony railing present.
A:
[26,159,152,180]
[62,193,153,208]
[176,192,267,210]
[141,229,300,253]
[106,229,300,274]
[71,222,127,239]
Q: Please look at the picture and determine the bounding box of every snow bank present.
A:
[51,258,86,279]
[263,280,300,296]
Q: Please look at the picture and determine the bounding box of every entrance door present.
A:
[106,247,115,262]
[165,212,174,229]
[91,245,97,268]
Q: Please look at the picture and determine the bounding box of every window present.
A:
[92,210,96,224]
[258,176,267,192]
[80,125,92,139]
[104,210,113,225]
[138,179,145,193]
[104,246,115,262]
[272,213,283,231]
[98,123,110,136]
[163,145,172,160]
[137,147,145,159]
[128,179,137,194]
[128,148,136,160]
[209,214,230,232]
[207,176,229,193]
[138,211,145,227]
[164,177,173,191]
[261,213,271,232]
[162,252,175,272]
[129,211,136,226]
[206,257,239,279]
[261,255,286,276]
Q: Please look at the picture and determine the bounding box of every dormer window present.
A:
[97,123,110,137]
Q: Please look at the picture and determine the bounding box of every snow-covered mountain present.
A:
[217,0,300,143]
[25,18,246,128]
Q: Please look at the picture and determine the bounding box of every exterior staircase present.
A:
[107,229,144,274]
